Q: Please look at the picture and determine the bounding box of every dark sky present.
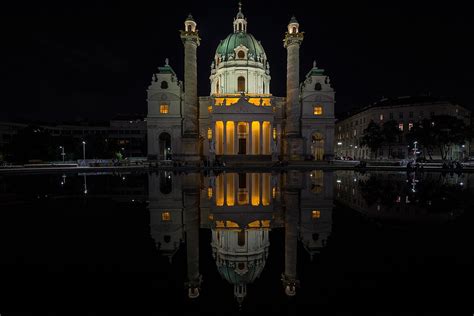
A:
[9,1,474,121]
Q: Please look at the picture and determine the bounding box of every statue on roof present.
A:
[165,58,169,66]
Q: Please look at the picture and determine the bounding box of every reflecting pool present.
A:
[1,170,473,313]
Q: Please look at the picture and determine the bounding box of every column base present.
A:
[282,136,304,161]
[176,134,201,162]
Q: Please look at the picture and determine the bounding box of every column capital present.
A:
[284,32,304,48]
[180,31,201,46]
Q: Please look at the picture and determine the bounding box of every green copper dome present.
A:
[216,32,266,59]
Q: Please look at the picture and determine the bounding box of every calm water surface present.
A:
[1,170,473,314]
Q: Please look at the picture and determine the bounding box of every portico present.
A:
[209,97,275,156]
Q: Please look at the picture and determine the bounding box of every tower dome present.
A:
[210,3,271,95]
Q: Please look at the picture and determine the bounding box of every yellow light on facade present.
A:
[313,106,323,115]
[208,105,213,113]
[226,220,239,228]
[248,220,261,228]
[207,187,213,199]
[272,186,276,198]
[216,220,225,228]
[216,173,224,206]
[208,214,214,221]
[214,98,239,106]
[311,210,321,219]
[226,173,235,206]
[248,98,271,106]
[161,211,171,221]
[207,128,212,140]
[261,220,270,228]
[160,104,169,114]
[251,173,260,206]
[273,128,277,140]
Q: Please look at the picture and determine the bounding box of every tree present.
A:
[5,126,57,163]
[406,119,437,160]
[407,115,468,160]
[431,115,467,160]
[382,120,402,158]
[360,120,384,159]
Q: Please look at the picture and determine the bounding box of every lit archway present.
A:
[158,132,171,160]
[312,132,324,161]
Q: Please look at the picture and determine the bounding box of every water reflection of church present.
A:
[148,170,334,304]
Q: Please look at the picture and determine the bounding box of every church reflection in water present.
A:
[148,170,334,304]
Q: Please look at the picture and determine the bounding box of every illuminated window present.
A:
[311,210,321,219]
[208,105,213,113]
[207,128,212,140]
[238,76,245,92]
[161,211,171,221]
[379,114,384,121]
[408,122,413,130]
[238,50,245,59]
[398,123,404,131]
[353,129,357,136]
[160,104,169,114]
[272,128,277,140]
[313,106,323,115]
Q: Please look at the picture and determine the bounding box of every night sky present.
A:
[13,1,474,121]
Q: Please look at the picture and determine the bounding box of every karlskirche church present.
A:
[147,4,335,162]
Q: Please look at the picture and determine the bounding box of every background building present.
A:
[0,116,147,159]
[335,96,471,160]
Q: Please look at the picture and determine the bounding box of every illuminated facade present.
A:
[148,170,334,304]
[147,4,335,162]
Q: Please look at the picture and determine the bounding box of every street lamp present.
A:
[82,141,86,166]
[59,146,65,163]
[413,141,418,161]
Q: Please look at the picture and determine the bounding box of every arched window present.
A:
[187,25,192,32]
[216,80,220,94]
[158,133,171,161]
[314,82,322,91]
[292,26,297,34]
[238,230,245,246]
[239,23,242,31]
[159,171,172,194]
[238,76,245,92]
[237,50,245,59]
[161,81,168,89]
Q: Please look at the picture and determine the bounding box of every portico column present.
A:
[184,188,202,298]
[223,121,227,155]
[234,122,238,155]
[249,122,253,155]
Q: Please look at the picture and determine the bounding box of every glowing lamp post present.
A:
[59,146,65,163]
[82,141,86,165]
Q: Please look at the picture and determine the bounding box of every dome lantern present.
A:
[287,15,299,34]
[233,2,247,33]
[184,13,197,33]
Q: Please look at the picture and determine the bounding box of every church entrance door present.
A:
[239,139,246,155]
